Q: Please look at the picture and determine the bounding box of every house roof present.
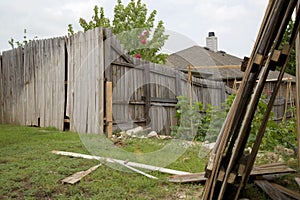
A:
[265,70,296,82]
[166,45,244,80]
[166,45,296,82]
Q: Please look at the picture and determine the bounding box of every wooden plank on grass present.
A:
[255,180,291,200]
[168,163,295,183]
[253,162,286,169]
[270,182,300,200]
[62,164,101,184]
[113,159,158,179]
[168,172,206,183]
[52,150,191,175]
[250,166,296,176]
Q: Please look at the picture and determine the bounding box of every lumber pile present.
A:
[255,180,300,200]
[202,0,300,199]
[168,162,296,183]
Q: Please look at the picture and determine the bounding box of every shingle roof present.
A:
[266,70,296,82]
[167,45,243,80]
[166,45,296,82]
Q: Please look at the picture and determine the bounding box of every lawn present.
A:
[0,124,206,199]
[0,124,298,199]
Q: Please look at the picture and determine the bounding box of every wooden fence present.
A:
[105,33,227,134]
[0,38,66,129]
[0,27,230,134]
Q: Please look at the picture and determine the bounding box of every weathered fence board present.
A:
[66,27,104,133]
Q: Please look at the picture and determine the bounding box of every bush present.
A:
[172,94,297,154]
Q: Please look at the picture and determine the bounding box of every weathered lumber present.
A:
[237,4,300,199]
[221,2,296,199]
[168,172,206,183]
[203,0,277,194]
[62,164,101,184]
[106,81,113,138]
[255,180,291,200]
[112,159,158,179]
[168,163,295,183]
[250,166,296,177]
[189,65,240,69]
[52,150,191,175]
[202,0,300,199]
[296,1,300,169]
[270,182,300,200]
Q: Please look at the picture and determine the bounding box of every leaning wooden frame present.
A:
[202,0,300,199]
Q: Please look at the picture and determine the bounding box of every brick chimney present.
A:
[206,32,218,52]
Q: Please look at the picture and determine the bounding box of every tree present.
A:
[278,19,295,75]
[77,6,110,31]
[68,0,169,64]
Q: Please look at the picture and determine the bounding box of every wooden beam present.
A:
[254,54,264,65]
[255,180,290,200]
[150,97,177,104]
[167,163,295,183]
[270,182,300,200]
[61,164,101,184]
[235,77,294,84]
[271,49,282,62]
[189,65,240,69]
[296,6,300,167]
[106,82,113,138]
[112,159,158,179]
[52,150,191,175]
[168,172,206,183]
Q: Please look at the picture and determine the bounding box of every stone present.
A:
[126,126,144,136]
[147,131,158,138]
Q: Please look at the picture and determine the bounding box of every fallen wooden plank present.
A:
[255,180,291,200]
[250,166,296,176]
[168,163,295,183]
[253,162,286,169]
[112,159,158,179]
[168,172,206,183]
[62,164,101,184]
[270,182,300,200]
[52,150,191,175]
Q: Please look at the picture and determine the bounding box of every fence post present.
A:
[144,63,151,127]
[106,82,113,138]
[104,28,113,136]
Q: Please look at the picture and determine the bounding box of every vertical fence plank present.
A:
[144,63,151,127]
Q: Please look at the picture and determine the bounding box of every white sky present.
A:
[0,0,268,58]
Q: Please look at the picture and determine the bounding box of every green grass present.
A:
[0,124,205,199]
[0,124,299,200]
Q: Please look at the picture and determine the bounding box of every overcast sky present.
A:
[0,0,268,58]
